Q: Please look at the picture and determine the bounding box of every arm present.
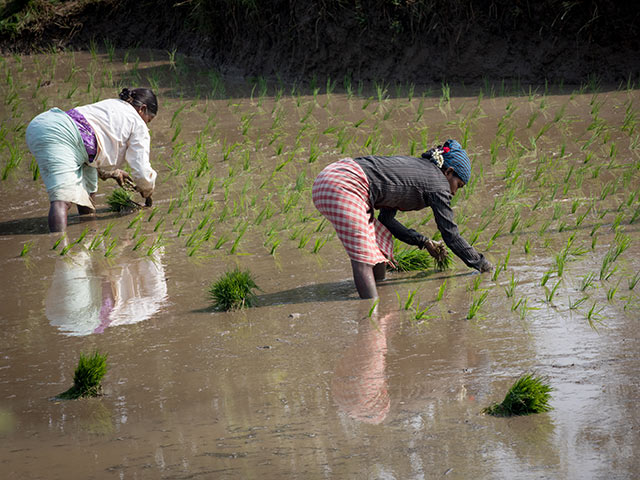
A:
[125,123,157,198]
[378,208,428,247]
[427,191,492,272]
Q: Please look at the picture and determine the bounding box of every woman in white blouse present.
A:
[26,88,158,232]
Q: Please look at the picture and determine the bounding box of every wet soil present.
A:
[0,51,639,479]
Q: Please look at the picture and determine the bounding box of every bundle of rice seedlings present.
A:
[57,352,108,399]
[107,187,141,212]
[483,373,553,417]
[209,268,259,310]
[389,246,433,271]
[429,240,452,271]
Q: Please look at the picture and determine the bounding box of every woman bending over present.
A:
[312,139,492,298]
[26,88,158,232]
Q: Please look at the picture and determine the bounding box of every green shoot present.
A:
[208,268,259,311]
[57,352,108,400]
[483,374,552,417]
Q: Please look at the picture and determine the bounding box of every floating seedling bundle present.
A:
[484,373,553,417]
[57,351,108,400]
[209,268,259,311]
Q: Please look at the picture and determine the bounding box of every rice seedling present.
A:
[368,298,380,317]
[586,301,604,330]
[230,223,248,254]
[471,275,483,291]
[107,187,141,212]
[483,374,552,417]
[629,271,640,290]
[436,280,447,301]
[268,236,280,255]
[147,207,159,222]
[569,295,589,310]
[518,298,539,321]
[57,352,108,400]
[19,241,32,257]
[467,290,489,320]
[504,272,516,298]
[491,263,503,281]
[208,268,259,311]
[397,288,418,310]
[413,301,434,321]
[104,238,118,257]
[544,280,562,304]
[312,237,328,254]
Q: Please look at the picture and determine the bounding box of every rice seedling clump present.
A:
[58,352,108,399]
[209,268,259,311]
[484,373,553,417]
[107,187,141,212]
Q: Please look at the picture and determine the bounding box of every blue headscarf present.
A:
[421,139,471,184]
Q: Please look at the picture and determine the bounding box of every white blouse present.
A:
[76,98,157,196]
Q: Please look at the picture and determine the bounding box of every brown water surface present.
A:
[1,51,639,479]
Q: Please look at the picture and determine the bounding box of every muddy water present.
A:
[1,51,639,479]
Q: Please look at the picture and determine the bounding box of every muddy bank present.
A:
[1,0,639,85]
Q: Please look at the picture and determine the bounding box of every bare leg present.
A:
[48,201,72,232]
[373,262,386,282]
[351,260,378,299]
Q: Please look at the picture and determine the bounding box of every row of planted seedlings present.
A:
[106,70,459,266]
[3,50,639,328]
[456,89,639,329]
[322,86,640,327]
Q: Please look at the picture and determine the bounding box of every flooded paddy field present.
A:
[1,50,639,479]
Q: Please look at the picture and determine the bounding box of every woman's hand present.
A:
[98,169,135,190]
[478,259,493,273]
[115,170,136,190]
[422,239,447,261]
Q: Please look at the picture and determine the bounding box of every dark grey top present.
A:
[354,155,488,271]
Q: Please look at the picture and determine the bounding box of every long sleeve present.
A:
[378,208,427,247]
[427,191,489,271]
[124,121,156,197]
[77,99,157,196]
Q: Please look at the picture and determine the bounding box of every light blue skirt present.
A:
[25,108,98,208]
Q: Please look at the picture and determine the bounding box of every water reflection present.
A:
[45,251,167,336]
[331,311,393,424]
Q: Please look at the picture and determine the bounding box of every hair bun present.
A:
[119,88,132,101]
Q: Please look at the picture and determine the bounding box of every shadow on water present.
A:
[107,49,633,102]
[193,271,476,313]
[193,280,358,313]
[0,208,134,236]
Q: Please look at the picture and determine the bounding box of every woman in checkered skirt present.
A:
[312,139,492,299]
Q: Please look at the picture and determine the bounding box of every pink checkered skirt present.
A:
[312,158,394,266]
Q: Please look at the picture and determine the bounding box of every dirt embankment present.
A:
[1,0,639,85]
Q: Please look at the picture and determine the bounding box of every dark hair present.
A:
[119,88,158,116]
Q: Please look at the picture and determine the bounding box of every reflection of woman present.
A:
[45,252,167,336]
[25,88,158,232]
[331,313,393,424]
[312,139,492,299]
